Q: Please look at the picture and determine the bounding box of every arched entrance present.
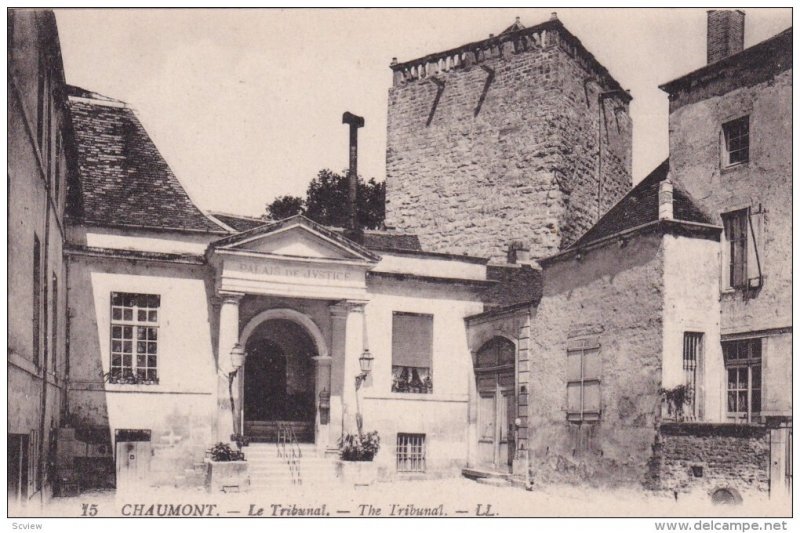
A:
[475,336,516,472]
[242,318,318,442]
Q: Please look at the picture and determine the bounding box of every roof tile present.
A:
[67,86,225,233]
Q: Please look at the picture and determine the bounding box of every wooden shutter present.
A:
[747,208,764,285]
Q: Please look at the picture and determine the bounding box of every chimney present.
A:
[707,10,745,64]
[507,240,531,264]
[342,111,365,242]
[658,177,674,220]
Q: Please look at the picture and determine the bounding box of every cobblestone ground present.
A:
[20,478,790,518]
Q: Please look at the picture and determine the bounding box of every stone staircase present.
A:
[245,443,337,491]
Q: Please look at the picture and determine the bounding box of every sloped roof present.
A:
[67,86,225,233]
[209,212,268,233]
[569,159,713,249]
[660,27,792,95]
[327,227,422,253]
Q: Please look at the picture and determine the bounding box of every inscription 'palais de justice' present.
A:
[233,261,354,281]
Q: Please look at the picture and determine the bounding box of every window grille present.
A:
[683,332,703,420]
[396,433,426,473]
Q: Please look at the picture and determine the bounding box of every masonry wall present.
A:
[662,234,724,422]
[528,233,664,487]
[8,10,71,507]
[66,254,218,487]
[385,27,631,261]
[652,424,769,497]
[363,277,484,478]
[668,67,792,417]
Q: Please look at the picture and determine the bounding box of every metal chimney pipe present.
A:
[342,111,365,240]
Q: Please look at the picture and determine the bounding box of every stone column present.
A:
[328,301,366,449]
[216,291,243,442]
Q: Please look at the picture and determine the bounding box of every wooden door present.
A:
[116,441,151,492]
[477,391,496,468]
[477,374,516,472]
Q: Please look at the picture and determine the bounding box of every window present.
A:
[683,332,704,420]
[566,337,601,422]
[54,133,61,203]
[723,338,761,422]
[32,235,41,366]
[110,293,160,384]
[722,116,749,166]
[475,336,515,369]
[396,433,426,473]
[722,210,748,289]
[51,273,58,370]
[391,312,433,394]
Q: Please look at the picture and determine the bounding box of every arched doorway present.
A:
[243,319,317,442]
[475,336,516,472]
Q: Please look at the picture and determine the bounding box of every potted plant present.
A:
[204,442,249,493]
[336,431,380,486]
[660,384,693,421]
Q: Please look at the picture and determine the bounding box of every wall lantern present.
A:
[355,349,374,389]
[359,349,374,375]
[230,343,245,370]
[318,388,331,425]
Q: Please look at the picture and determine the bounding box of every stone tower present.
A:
[385,16,633,261]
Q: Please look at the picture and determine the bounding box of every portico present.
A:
[206,216,379,452]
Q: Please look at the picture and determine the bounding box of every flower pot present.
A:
[204,459,250,493]
[336,460,377,487]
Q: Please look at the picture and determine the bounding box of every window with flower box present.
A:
[110,292,160,384]
[391,312,433,394]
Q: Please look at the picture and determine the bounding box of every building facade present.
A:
[8,10,77,509]
[6,9,791,507]
[659,14,792,496]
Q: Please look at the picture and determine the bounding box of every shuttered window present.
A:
[391,312,433,394]
[723,210,748,289]
[566,337,601,422]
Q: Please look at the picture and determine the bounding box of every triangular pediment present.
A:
[209,215,380,263]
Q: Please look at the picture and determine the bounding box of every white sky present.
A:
[54,8,792,218]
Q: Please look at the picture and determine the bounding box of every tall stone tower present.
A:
[385,15,633,261]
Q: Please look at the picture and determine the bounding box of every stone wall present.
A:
[528,232,664,487]
[385,24,631,261]
[650,423,769,496]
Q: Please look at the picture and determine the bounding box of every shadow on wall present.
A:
[60,257,113,493]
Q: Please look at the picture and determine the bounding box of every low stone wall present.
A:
[649,423,769,497]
